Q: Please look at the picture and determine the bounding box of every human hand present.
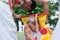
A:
[17,14,22,18]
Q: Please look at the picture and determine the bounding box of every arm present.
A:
[9,0,22,18]
[43,1,49,12]
[24,26,34,40]
[36,0,49,12]
[13,13,18,18]
[13,13,22,18]
[28,22,37,32]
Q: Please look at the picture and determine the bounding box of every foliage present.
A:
[13,2,58,26]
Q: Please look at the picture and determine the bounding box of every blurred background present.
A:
[1,0,59,40]
[13,0,59,40]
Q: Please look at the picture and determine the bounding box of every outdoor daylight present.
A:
[0,0,60,40]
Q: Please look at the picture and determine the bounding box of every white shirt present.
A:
[0,1,18,40]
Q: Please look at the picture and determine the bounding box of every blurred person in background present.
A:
[0,0,18,40]
[24,0,49,40]
[0,0,22,40]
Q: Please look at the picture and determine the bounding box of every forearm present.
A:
[24,26,34,40]
[35,0,49,12]
[26,34,34,40]
[13,13,18,18]
[43,2,49,12]
[12,0,23,9]
[29,22,36,32]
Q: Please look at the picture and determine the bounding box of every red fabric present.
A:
[40,28,47,35]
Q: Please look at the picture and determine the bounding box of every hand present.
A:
[13,14,22,18]
[17,14,22,18]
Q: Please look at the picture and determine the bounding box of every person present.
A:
[24,0,51,40]
[24,16,38,40]
[21,0,49,12]
[24,16,52,40]
[9,0,36,11]
[13,0,36,12]
[0,1,18,40]
[0,0,28,40]
[0,0,36,40]
[21,0,36,12]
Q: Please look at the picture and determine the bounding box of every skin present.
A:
[21,2,32,11]
[10,0,33,18]
[36,0,49,12]
[12,0,49,12]
[11,0,32,11]
[13,13,22,18]
[21,0,33,11]
[27,16,37,32]
[9,0,22,18]
[11,0,49,40]
[24,0,32,4]
[28,22,36,32]
[24,0,49,40]
[24,16,38,40]
[24,26,35,40]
